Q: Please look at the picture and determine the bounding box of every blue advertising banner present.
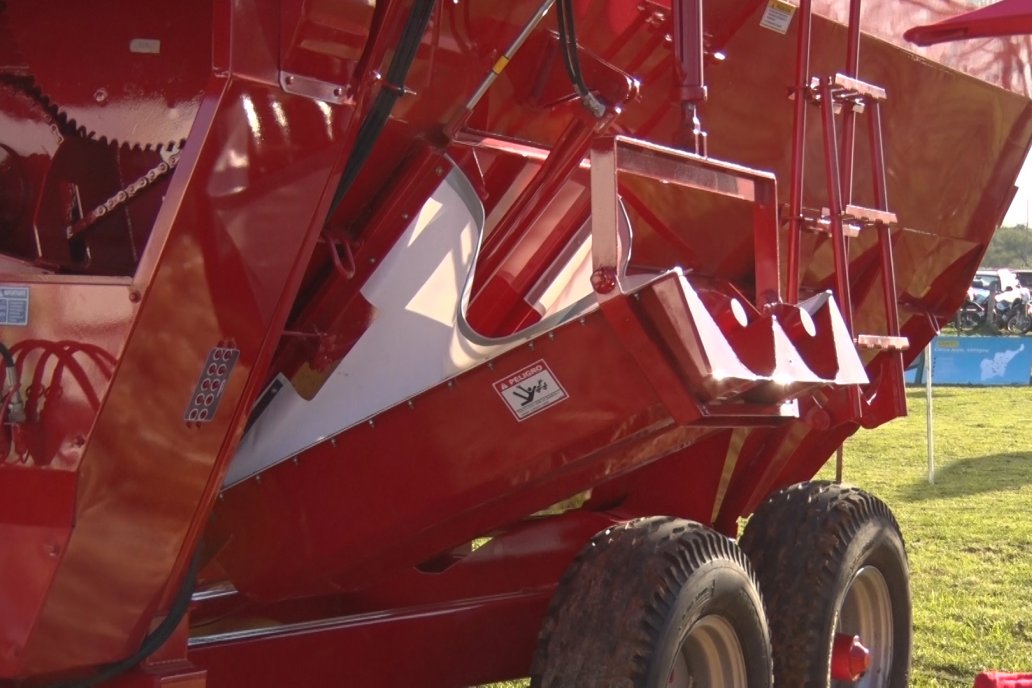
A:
[904,349,924,385]
[930,336,1032,385]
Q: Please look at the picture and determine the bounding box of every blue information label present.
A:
[932,336,1032,385]
[0,286,29,326]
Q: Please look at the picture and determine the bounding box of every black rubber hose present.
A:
[0,342,15,369]
[555,0,605,118]
[325,0,438,220]
[50,545,204,688]
[556,0,589,87]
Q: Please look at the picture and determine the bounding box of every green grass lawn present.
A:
[481,386,1032,687]
[821,386,1032,686]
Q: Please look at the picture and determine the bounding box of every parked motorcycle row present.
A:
[953,268,1032,334]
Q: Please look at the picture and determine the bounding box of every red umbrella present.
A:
[904,0,1032,46]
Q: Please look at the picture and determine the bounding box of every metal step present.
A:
[856,334,909,351]
[832,73,888,101]
[844,204,897,226]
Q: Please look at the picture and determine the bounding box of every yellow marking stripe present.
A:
[492,55,510,74]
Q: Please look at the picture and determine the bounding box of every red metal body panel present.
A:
[0,0,358,677]
[192,511,620,687]
[0,0,1028,685]
[975,673,1032,688]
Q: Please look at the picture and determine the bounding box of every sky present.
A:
[1003,152,1032,226]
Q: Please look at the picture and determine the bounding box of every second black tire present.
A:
[531,516,773,688]
[740,481,911,687]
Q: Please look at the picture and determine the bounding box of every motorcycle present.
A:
[953,298,986,332]
[1003,296,1032,334]
[954,286,1032,334]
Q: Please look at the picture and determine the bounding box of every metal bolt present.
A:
[94,88,108,103]
[434,166,444,176]
[368,419,376,428]
[333,86,344,97]
[528,341,535,350]
[284,75,295,86]
[401,213,410,221]
[407,400,415,409]
[590,266,618,294]
[548,331,556,341]
[330,437,338,448]
[128,290,141,303]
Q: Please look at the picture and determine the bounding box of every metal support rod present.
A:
[472,110,617,326]
[447,0,556,136]
[786,0,813,304]
[870,99,905,416]
[820,79,854,336]
[868,101,889,209]
[877,222,907,415]
[874,111,899,337]
[835,446,844,483]
[839,0,863,205]
[672,0,708,154]
[925,342,934,484]
[876,225,899,335]
[672,0,706,100]
[845,0,863,75]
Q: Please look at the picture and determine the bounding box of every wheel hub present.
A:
[832,633,872,682]
[669,615,747,688]
[836,565,894,687]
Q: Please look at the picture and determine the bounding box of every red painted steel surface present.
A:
[0,0,358,678]
[191,511,619,688]
[0,0,1028,685]
[975,673,1032,688]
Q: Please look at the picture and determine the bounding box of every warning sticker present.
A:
[0,287,29,326]
[493,360,568,421]
[760,0,797,34]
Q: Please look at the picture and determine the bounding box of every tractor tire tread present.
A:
[739,481,908,686]
[531,516,768,687]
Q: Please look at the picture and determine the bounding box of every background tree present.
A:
[982,224,1032,268]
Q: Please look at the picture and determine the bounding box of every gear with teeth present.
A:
[3,0,210,151]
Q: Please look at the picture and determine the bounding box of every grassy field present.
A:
[823,386,1032,686]
[479,386,1032,687]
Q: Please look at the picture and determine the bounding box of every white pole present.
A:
[925,341,934,484]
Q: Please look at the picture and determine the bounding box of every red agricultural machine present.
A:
[0,0,1029,686]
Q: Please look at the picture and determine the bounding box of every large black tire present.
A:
[739,482,911,688]
[531,517,773,688]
